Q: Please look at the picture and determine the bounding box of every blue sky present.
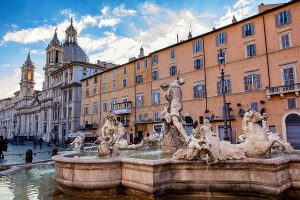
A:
[0,0,287,98]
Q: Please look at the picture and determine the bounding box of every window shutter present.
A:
[256,74,261,89]
[252,22,255,35]
[244,76,249,92]
[193,42,195,53]
[202,85,206,98]
[253,44,256,56]
[216,34,219,46]
[275,13,279,27]
[193,86,197,98]
[217,81,221,95]
[224,32,227,44]
[227,79,232,94]
[242,25,245,38]
[194,60,197,70]
[158,93,160,103]
[287,9,291,24]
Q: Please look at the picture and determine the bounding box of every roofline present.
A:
[80,0,297,82]
[51,61,105,75]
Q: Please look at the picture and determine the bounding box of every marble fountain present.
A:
[52,76,300,198]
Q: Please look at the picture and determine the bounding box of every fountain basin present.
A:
[52,152,300,196]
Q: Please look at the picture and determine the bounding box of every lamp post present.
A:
[218,48,230,141]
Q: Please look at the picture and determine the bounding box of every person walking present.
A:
[39,137,43,150]
[0,136,4,159]
[33,137,37,150]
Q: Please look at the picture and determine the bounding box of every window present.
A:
[244,74,261,92]
[246,43,256,58]
[287,98,296,109]
[170,49,175,59]
[137,62,140,70]
[93,103,98,114]
[152,70,159,80]
[217,79,231,95]
[170,65,177,76]
[86,79,89,87]
[250,102,258,112]
[193,40,202,53]
[85,89,89,98]
[194,58,202,70]
[94,76,98,84]
[102,84,107,92]
[151,55,158,65]
[280,32,291,49]
[68,107,72,117]
[102,101,107,112]
[136,93,143,108]
[217,49,226,64]
[282,66,296,86]
[69,89,72,101]
[123,66,127,75]
[123,78,127,87]
[216,32,227,45]
[70,71,73,81]
[242,22,254,37]
[136,74,143,84]
[93,86,97,96]
[153,112,160,121]
[144,58,148,68]
[112,81,116,90]
[152,90,160,105]
[84,105,89,115]
[276,10,291,27]
[269,126,276,133]
[193,83,206,99]
[112,70,116,79]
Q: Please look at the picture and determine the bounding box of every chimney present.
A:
[258,3,283,13]
[177,34,179,43]
[138,46,144,58]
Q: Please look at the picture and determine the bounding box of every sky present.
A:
[0,0,288,99]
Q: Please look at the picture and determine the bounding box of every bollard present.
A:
[52,148,58,156]
[25,149,33,163]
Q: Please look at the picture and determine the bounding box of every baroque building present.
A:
[0,20,115,144]
[80,1,300,149]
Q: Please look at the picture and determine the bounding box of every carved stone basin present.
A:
[52,151,300,197]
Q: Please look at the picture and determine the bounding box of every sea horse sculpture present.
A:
[70,133,85,152]
[172,110,293,164]
[160,74,190,153]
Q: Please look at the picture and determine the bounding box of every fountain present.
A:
[52,75,300,198]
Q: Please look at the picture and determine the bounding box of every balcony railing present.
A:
[266,83,300,99]
[135,118,153,124]
[79,123,99,130]
[206,115,235,122]
[111,101,132,115]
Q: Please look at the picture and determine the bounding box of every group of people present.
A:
[0,136,8,159]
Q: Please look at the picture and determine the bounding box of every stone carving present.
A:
[237,110,293,157]
[172,110,293,164]
[160,75,190,153]
[144,132,162,146]
[70,133,85,152]
[97,113,143,157]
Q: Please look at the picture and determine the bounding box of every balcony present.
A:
[135,118,153,124]
[206,115,235,122]
[79,123,99,130]
[266,83,300,99]
[111,101,132,115]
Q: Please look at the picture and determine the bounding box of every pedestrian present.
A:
[0,136,4,159]
[33,137,37,150]
[3,137,8,151]
[39,137,43,150]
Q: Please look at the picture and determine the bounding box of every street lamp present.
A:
[218,48,230,141]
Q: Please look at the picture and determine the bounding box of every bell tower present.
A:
[44,28,63,89]
[20,51,35,97]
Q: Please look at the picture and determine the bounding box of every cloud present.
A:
[0,69,21,98]
[140,2,160,15]
[101,6,110,16]
[0,64,12,68]
[60,8,76,19]
[98,18,120,27]
[11,24,19,29]
[112,4,136,17]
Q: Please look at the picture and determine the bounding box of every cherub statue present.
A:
[70,133,85,152]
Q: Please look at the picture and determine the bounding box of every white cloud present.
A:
[98,18,120,27]
[11,24,19,29]
[0,64,12,68]
[0,69,21,98]
[101,6,110,16]
[60,8,76,19]
[113,4,136,17]
[140,2,160,15]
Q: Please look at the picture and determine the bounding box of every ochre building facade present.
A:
[80,1,300,148]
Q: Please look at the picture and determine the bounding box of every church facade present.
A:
[0,21,114,144]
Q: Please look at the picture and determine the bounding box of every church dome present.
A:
[62,42,89,63]
[62,18,89,63]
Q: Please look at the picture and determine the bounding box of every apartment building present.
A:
[80,1,300,148]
